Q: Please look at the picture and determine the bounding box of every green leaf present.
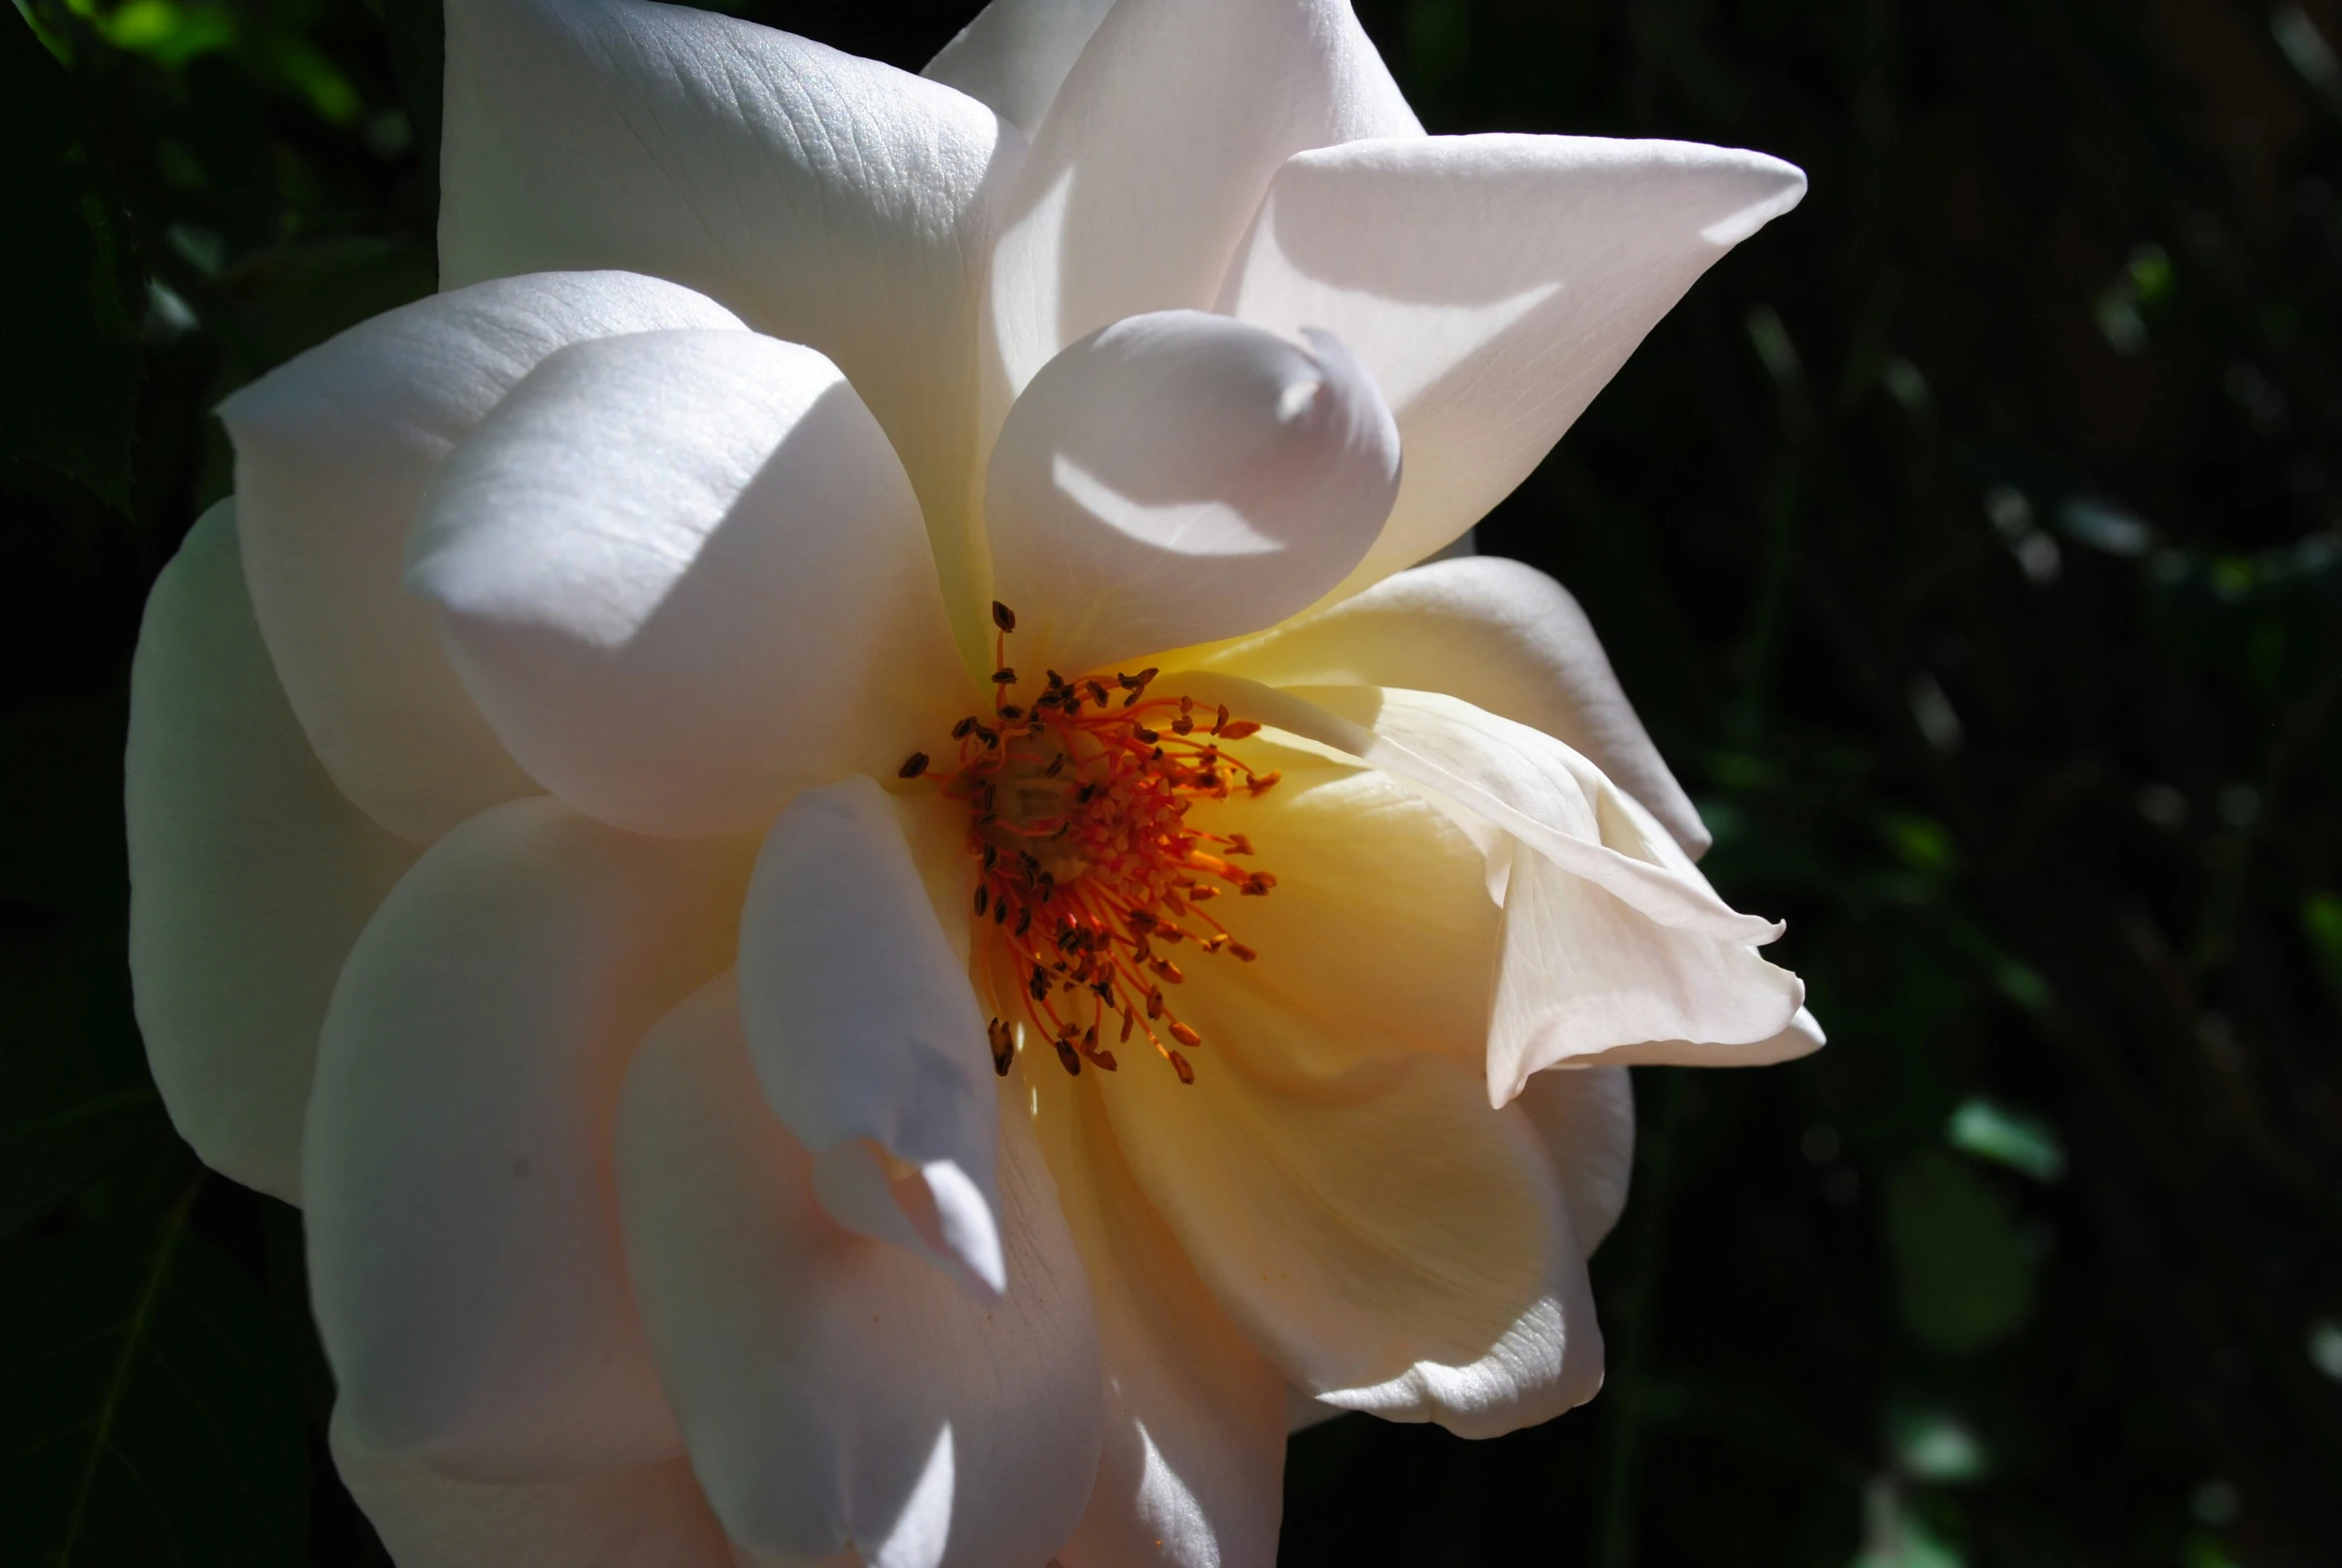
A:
[0,910,171,1240]
[1943,1097,2065,1183]
[0,1182,308,1567]
[1883,1151,2035,1355]
[0,7,143,508]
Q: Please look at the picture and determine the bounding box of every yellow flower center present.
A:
[901,602,1281,1085]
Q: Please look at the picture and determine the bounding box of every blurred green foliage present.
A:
[2,0,2339,1564]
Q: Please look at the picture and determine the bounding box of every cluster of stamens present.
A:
[899,602,1281,1086]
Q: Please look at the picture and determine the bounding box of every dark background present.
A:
[5,0,2341,1563]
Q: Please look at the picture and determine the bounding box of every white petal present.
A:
[219,270,743,841]
[306,798,753,1479]
[986,312,1398,678]
[924,0,1117,136]
[126,502,418,1203]
[1217,134,1807,587]
[1205,555,1711,857]
[409,331,968,840]
[1581,1003,1826,1069]
[617,976,1101,1568]
[440,0,1018,663]
[1099,1042,1602,1439]
[1485,834,1802,1102]
[332,1412,736,1568]
[1029,1068,1286,1568]
[1513,1065,1635,1255]
[988,0,1418,403]
[738,777,1005,1293]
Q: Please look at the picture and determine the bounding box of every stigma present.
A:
[904,602,1281,1086]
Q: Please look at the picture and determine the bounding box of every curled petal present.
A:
[738,778,1005,1294]
[924,0,1118,136]
[306,798,753,1479]
[988,0,1418,403]
[987,312,1398,678]
[1218,133,1807,589]
[1205,555,1711,857]
[441,0,1018,662]
[1513,1065,1635,1255]
[218,269,742,842]
[1101,1041,1602,1439]
[331,1412,735,1568]
[126,502,418,1202]
[409,330,967,839]
[618,976,1101,1568]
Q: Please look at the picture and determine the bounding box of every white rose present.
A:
[125,1,1819,1564]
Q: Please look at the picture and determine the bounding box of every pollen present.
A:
[906,602,1282,1087]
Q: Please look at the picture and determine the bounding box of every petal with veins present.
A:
[738,777,1006,1295]
[987,312,1397,679]
[1204,555,1712,857]
[1101,1036,1601,1439]
[218,269,742,842]
[618,976,1100,1568]
[924,0,1117,137]
[410,331,967,840]
[988,0,1418,404]
[331,1411,736,1568]
[1028,1069,1285,1568]
[126,502,418,1204]
[1217,134,1807,591]
[439,0,1019,663]
[306,798,753,1479]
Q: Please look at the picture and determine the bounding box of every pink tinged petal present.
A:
[126,502,419,1204]
[618,976,1102,1568]
[217,270,744,843]
[924,0,1118,137]
[1217,134,1808,590]
[988,0,1419,401]
[408,331,967,840]
[306,798,754,1479]
[738,777,1007,1295]
[331,1411,737,1568]
[1205,555,1712,858]
[1029,1072,1286,1568]
[986,311,1399,679]
[1513,1065,1635,1255]
[1101,1046,1603,1440]
[439,0,1018,664]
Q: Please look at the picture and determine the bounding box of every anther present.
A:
[1227,943,1257,963]
[952,717,977,740]
[1167,1049,1194,1086]
[1150,958,1183,984]
[899,751,930,779]
[993,667,1018,685]
[1217,720,1261,740]
[988,1020,1014,1076]
[1169,1022,1201,1050]
[992,600,1018,633]
[974,886,989,916]
[1054,1033,1083,1076]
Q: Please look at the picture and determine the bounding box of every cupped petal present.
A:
[409,331,968,840]
[1204,555,1711,857]
[440,0,1019,663]
[1097,1037,1602,1439]
[986,312,1398,679]
[738,777,1005,1294]
[126,501,419,1203]
[1513,1065,1635,1255]
[1171,735,1497,1076]
[988,0,1419,403]
[1578,1003,1826,1069]
[1028,1070,1285,1568]
[924,0,1117,137]
[218,270,743,842]
[306,797,754,1479]
[618,975,1101,1568]
[1216,134,1807,588]
[332,1412,736,1568]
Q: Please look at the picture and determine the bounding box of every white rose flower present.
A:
[125,1,1821,1564]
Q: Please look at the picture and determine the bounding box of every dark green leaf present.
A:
[0,1183,308,1568]
[0,8,143,509]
